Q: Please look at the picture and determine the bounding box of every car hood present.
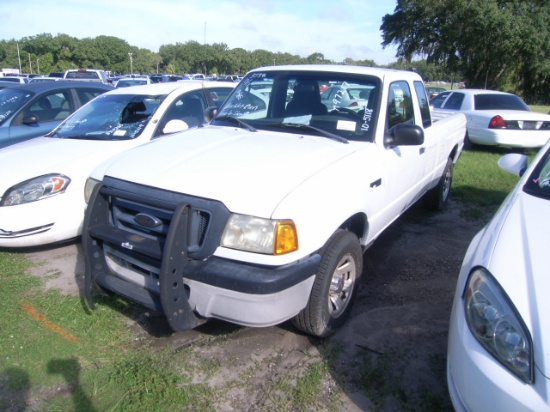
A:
[98,126,358,217]
[0,137,141,196]
[483,189,550,377]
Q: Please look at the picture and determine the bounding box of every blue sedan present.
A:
[0,81,113,149]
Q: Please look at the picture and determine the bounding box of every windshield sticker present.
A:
[337,120,356,132]
[114,130,127,136]
[283,115,312,125]
[361,107,374,131]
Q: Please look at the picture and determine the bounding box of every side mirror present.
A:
[204,106,218,122]
[498,153,528,177]
[384,123,424,147]
[162,119,189,135]
[22,114,39,124]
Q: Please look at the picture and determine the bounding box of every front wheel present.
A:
[425,157,453,210]
[292,230,362,338]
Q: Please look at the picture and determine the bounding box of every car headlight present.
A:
[221,214,298,255]
[464,267,533,383]
[0,174,71,206]
[84,178,102,204]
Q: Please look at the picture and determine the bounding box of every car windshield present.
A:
[474,94,530,111]
[117,79,148,87]
[48,93,167,140]
[524,146,550,200]
[213,70,380,142]
[0,89,34,126]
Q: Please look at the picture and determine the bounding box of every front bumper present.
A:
[0,192,84,247]
[447,298,550,411]
[83,179,321,331]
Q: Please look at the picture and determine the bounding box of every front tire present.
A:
[292,230,362,338]
[425,157,453,210]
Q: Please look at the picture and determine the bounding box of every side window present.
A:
[414,81,432,128]
[386,81,414,130]
[77,89,106,105]
[156,90,207,137]
[429,92,450,109]
[207,87,233,107]
[26,91,71,122]
[443,93,465,110]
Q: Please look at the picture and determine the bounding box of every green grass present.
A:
[453,146,538,218]
[530,105,550,114]
[0,251,219,411]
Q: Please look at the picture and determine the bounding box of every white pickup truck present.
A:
[82,65,467,337]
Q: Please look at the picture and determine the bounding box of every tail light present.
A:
[489,115,507,129]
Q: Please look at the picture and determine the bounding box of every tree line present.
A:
[0,33,461,86]
[0,33,378,77]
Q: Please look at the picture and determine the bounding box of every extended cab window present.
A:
[414,81,431,128]
[386,81,414,130]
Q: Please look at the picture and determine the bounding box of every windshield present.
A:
[0,89,34,126]
[524,146,550,200]
[213,70,380,142]
[49,93,167,140]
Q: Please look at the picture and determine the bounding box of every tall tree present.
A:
[381,0,550,103]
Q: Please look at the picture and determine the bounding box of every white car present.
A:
[447,138,550,411]
[0,81,235,247]
[430,89,550,148]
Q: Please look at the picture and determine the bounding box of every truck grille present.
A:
[87,177,231,281]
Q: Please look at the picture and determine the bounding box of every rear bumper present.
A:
[469,128,550,148]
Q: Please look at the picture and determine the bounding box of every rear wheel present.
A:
[425,157,453,210]
[292,230,362,337]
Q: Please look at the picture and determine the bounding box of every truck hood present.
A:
[99,126,359,216]
[0,137,140,195]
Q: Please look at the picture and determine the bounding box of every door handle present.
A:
[419,147,426,155]
[370,178,382,188]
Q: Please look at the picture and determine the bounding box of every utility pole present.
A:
[128,52,133,75]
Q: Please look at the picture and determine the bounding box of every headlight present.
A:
[464,267,533,383]
[221,214,298,255]
[0,174,71,206]
[84,178,101,204]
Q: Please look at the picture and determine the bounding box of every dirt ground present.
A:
[24,200,488,411]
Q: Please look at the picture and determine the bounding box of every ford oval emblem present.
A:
[134,213,162,228]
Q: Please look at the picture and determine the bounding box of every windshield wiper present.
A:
[214,115,257,132]
[268,122,348,144]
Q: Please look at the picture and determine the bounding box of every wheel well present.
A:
[339,213,367,244]
[450,143,461,162]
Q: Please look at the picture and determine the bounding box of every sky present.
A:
[1,0,399,66]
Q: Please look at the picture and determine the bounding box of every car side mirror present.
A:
[498,153,528,177]
[22,114,39,124]
[204,106,218,122]
[162,119,189,135]
[384,123,424,147]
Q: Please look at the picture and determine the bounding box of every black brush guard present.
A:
[83,182,200,331]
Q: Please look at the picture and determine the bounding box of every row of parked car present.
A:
[0,70,549,411]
